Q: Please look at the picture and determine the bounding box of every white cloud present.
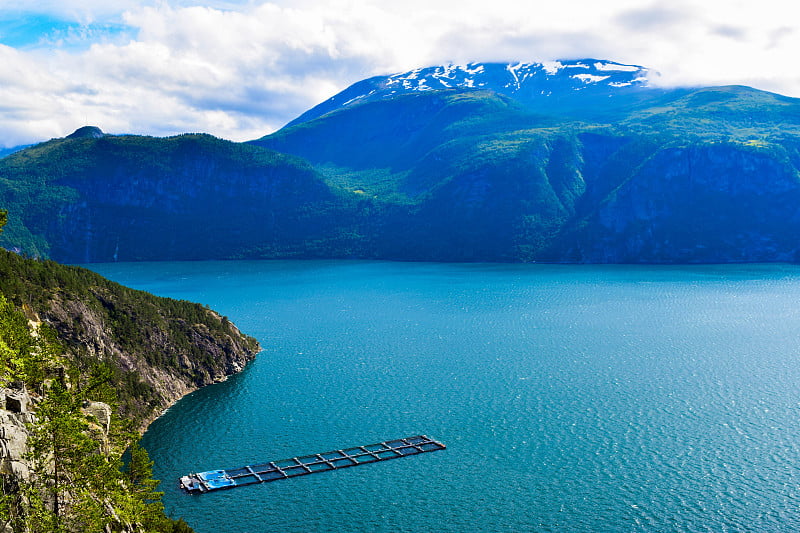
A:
[0,0,799,147]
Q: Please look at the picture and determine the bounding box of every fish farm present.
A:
[179,434,446,494]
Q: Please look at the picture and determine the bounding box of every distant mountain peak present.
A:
[285,59,655,128]
[66,126,105,139]
[381,59,651,94]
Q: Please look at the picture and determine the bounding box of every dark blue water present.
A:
[88,261,800,532]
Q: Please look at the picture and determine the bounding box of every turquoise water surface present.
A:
[87,261,800,532]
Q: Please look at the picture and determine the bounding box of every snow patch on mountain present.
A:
[285,59,656,128]
[541,61,564,75]
[594,61,641,72]
[573,73,611,84]
[462,64,485,75]
[376,60,650,97]
[385,60,647,92]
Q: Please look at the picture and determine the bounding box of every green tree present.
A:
[27,377,105,531]
[0,236,210,532]
[121,439,176,530]
[0,294,27,385]
[125,440,159,497]
[0,288,192,532]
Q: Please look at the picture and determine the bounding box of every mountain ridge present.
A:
[3,59,800,264]
[286,59,657,127]
[0,132,352,262]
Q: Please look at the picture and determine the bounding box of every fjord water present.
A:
[89,261,800,532]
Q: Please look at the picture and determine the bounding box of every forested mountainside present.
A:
[0,247,260,428]
[0,131,345,262]
[0,211,259,531]
[3,61,800,263]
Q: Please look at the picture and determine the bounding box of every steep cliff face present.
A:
[0,389,112,490]
[44,289,259,429]
[0,249,260,429]
[0,132,347,263]
[552,141,800,262]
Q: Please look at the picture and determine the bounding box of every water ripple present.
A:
[82,261,800,532]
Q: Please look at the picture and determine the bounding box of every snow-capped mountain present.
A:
[287,59,655,127]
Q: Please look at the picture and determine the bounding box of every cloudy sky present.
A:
[0,0,798,147]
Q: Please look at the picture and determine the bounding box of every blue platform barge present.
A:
[179,434,446,494]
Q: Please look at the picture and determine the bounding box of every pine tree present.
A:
[27,377,105,531]
[123,439,174,530]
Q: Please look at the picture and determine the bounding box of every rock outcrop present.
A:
[0,249,261,430]
[0,388,35,483]
[65,126,105,139]
[43,289,260,430]
[0,251,260,531]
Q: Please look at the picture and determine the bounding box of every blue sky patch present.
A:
[0,13,133,50]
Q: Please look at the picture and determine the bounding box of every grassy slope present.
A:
[257,85,800,195]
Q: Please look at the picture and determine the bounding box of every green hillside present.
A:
[3,82,800,263]
[254,84,800,262]
[0,132,348,262]
[256,85,800,197]
[0,212,260,531]
[0,246,260,423]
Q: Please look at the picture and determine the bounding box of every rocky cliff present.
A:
[551,140,800,263]
[0,388,35,484]
[0,248,259,531]
[0,249,260,430]
[44,289,259,430]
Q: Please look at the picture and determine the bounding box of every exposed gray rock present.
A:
[3,389,27,414]
[0,387,35,482]
[65,126,105,139]
[81,401,111,436]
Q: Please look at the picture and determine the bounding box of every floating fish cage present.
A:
[179,434,446,494]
